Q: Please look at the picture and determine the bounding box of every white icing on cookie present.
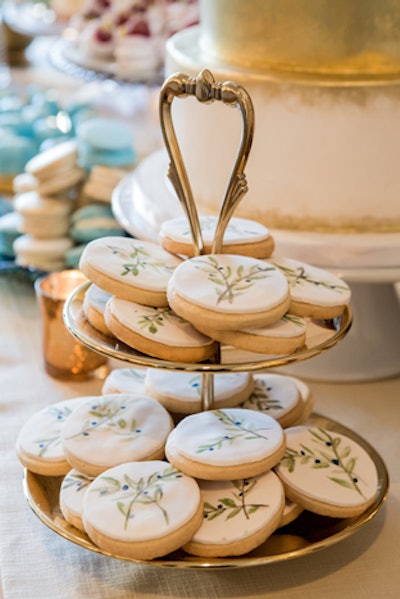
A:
[61,394,173,468]
[83,460,201,541]
[168,254,288,314]
[16,397,86,462]
[84,283,111,312]
[81,237,182,291]
[60,469,93,520]
[270,257,351,308]
[242,314,307,337]
[242,374,301,421]
[106,297,214,347]
[101,368,146,395]
[145,370,252,404]
[166,409,285,467]
[275,426,378,508]
[160,216,270,245]
[191,471,284,544]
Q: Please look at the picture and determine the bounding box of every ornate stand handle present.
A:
[159,69,255,255]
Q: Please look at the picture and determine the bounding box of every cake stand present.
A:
[112,148,400,382]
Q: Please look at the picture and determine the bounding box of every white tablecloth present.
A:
[1,275,399,599]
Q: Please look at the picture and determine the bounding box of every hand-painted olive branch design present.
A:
[273,263,349,294]
[196,409,272,453]
[195,255,274,305]
[108,244,176,277]
[64,398,142,442]
[62,471,92,492]
[247,380,284,412]
[204,478,268,521]
[91,466,182,530]
[280,428,366,497]
[34,406,74,456]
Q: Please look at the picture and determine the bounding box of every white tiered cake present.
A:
[164,0,400,233]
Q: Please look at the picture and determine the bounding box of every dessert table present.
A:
[1,33,400,599]
[1,274,400,599]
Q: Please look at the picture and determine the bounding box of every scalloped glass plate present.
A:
[63,282,352,374]
[23,412,389,569]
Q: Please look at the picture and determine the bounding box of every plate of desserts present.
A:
[51,0,199,84]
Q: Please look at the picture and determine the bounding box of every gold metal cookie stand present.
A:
[23,412,389,569]
[26,70,387,570]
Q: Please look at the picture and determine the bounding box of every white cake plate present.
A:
[112,149,400,382]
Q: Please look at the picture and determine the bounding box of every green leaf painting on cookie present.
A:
[274,263,349,294]
[62,471,92,493]
[246,380,285,412]
[64,397,143,442]
[195,256,274,305]
[196,410,273,453]
[204,478,269,521]
[280,428,367,498]
[137,307,185,335]
[34,405,75,456]
[90,466,182,530]
[108,243,176,277]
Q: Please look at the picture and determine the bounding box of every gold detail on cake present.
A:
[200,0,400,81]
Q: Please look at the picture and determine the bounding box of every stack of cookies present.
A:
[15,371,379,559]
[77,214,351,360]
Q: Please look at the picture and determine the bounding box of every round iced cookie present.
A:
[101,367,147,395]
[60,469,93,532]
[82,460,203,560]
[275,426,379,518]
[167,254,290,332]
[144,370,254,414]
[159,215,274,258]
[79,236,182,307]
[198,313,307,355]
[104,297,218,363]
[15,397,86,476]
[270,257,351,319]
[242,373,304,429]
[183,471,285,557]
[278,498,304,528]
[82,283,113,336]
[165,408,286,481]
[61,394,174,477]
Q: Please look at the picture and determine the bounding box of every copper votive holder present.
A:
[34,270,108,380]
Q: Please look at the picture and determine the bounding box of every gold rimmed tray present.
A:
[63,282,352,374]
[23,413,389,569]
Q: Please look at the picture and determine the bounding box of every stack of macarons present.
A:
[11,139,86,271]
